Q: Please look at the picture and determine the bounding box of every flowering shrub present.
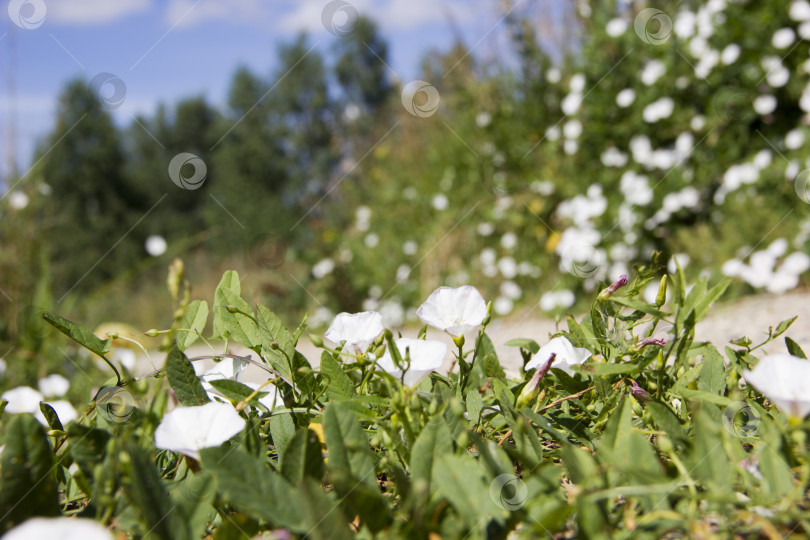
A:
[1,259,809,538]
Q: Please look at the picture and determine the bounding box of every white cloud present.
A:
[165,0,270,28]
[48,0,152,25]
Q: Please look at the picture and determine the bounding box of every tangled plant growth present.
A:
[1,258,810,538]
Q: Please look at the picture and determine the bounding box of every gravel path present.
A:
[157,290,810,383]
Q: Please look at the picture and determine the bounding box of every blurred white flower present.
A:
[402,240,418,255]
[3,517,113,540]
[563,119,582,139]
[312,258,335,279]
[641,60,666,86]
[364,233,380,248]
[8,191,29,210]
[546,67,561,83]
[325,311,384,354]
[154,402,246,460]
[620,171,652,206]
[498,257,518,279]
[36,400,78,426]
[786,129,805,150]
[539,290,575,311]
[690,115,706,131]
[2,386,43,414]
[721,43,741,64]
[772,28,796,49]
[38,374,70,397]
[377,338,447,386]
[500,232,517,250]
[743,354,810,419]
[475,111,491,128]
[477,222,494,236]
[564,140,579,155]
[243,382,284,411]
[616,88,636,108]
[753,95,777,115]
[545,125,561,141]
[601,147,628,167]
[791,0,810,21]
[416,285,487,337]
[379,300,405,328]
[525,336,591,376]
[145,235,167,257]
[561,93,583,116]
[480,247,497,266]
[606,17,628,37]
[643,97,674,123]
[432,193,448,210]
[0,357,6,374]
[396,264,411,282]
[500,281,522,300]
[493,296,514,315]
[111,348,136,370]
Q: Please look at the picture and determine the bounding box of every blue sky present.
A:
[0,0,512,178]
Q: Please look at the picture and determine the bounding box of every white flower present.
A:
[195,357,249,401]
[2,517,113,540]
[416,285,487,337]
[493,296,514,315]
[0,357,6,374]
[497,257,518,279]
[145,235,167,257]
[2,386,44,414]
[432,193,449,210]
[324,311,385,354]
[539,290,575,311]
[561,93,583,116]
[786,129,805,150]
[243,382,284,411]
[641,60,666,86]
[743,354,810,419]
[690,115,706,131]
[525,336,591,376]
[563,119,582,139]
[402,240,418,255]
[606,17,628,37]
[154,402,246,460]
[38,374,70,397]
[791,0,810,21]
[364,233,380,248]
[8,191,29,210]
[753,95,777,115]
[312,258,335,279]
[616,88,635,108]
[643,97,674,123]
[500,232,517,250]
[772,28,796,49]
[377,338,447,386]
[721,43,741,65]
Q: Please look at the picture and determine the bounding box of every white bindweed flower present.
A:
[145,235,167,257]
[416,286,488,337]
[324,311,385,355]
[38,374,70,397]
[2,517,113,540]
[525,336,592,376]
[154,402,246,460]
[616,88,636,108]
[377,338,447,386]
[743,354,810,420]
[2,386,44,414]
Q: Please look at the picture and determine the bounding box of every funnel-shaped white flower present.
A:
[154,402,245,460]
[525,336,592,375]
[2,517,112,540]
[377,338,447,386]
[743,354,810,419]
[324,311,384,355]
[416,286,487,337]
[194,357,249,402]
[2,386,44,414]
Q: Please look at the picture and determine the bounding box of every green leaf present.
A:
[689,405,731,493]
[216,288,259,348]
[608,296,668,319]
[0,415,59,531]
[166,347,210,406]
[176,300,208,351]
[505,338,540,354]
[579,362,638,376]
[410,415,453,494]
[281,428,325,484]
[319,352,355,400]
[647,401,688,446]
[465,388,483,426]
[200,446,303,530]
[170,470,217,540]
[434,454,504,526]
[269,412,295,460]
[41,311,111,356]
[786,337,807,359]
[207,379,267,406]
[322,403,387,531]
[698,348,726,395]
[257,305,295,369]
[38,402,64,432]
[212,270,241,340]
[123,441,188,540]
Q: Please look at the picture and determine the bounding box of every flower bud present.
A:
[629,337,668,354]
[630,380,650,403]
[144,329,161,337]
[655,275,667,307]
[598,274,628,301]
[482,301,492,326]
[515,353,556,409]
[453,334,465,348]
[308,333,324,348]
[167,258,184,300]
